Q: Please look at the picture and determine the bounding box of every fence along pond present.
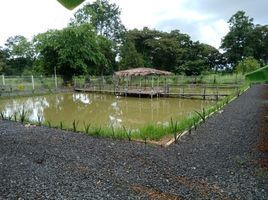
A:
[74,74,243,100]
[0,74,243,100]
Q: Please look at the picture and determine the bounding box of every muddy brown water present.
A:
[0,93,215,130]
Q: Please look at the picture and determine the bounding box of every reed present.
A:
[111,125,116,139]
[59,121,64,130]
[192,114,200,130]
[123,126,132,141]
[0,111,5,119]
[19,107,28,123]
[170,118,179,143]
[47,121,52,128]
[195,108,206,123]
[37,115,42,126]
[72,120,79,132]
[83,121,91,134]
[92,127,102,136]
[7,114,13,120]
[13,112,17,121]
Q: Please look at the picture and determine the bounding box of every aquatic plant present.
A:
[170,118,179,143]
[0,111,6,120]
[7,114,13,120]
[37,115,42,126]
[83,121,91,134]
[237,89,241,97]
[47,121,52,128]
[111,125,116,139]
[59,121,64,130]
[19,107,28,123]
[143,137,148,145]
[123,126,132,141]
[72,120,79,132]
[13,112,17,121]
[225,96,230,104]
[92,127,102,136]
[192,114,200,130]
[195,108,206,123]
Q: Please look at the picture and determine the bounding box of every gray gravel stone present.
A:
[0,85,267,199]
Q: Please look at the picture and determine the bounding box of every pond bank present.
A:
[0,85,267,199]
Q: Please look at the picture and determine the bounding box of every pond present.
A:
[0,93,215,130]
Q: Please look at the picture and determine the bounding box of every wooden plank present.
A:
[74,87,230,98]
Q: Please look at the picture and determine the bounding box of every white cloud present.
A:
[0,0,76,46]
[111,0,210,29]
[0,0,267,49]
[199,19,229,48]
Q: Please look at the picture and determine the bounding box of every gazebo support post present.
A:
[145,76,147,89]
[151,76,154,99]
[139,75,141,98]
[125,76,128,97]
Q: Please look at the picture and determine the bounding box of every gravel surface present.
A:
[0,84,267,199]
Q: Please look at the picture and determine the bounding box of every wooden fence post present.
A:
[216,86,219,101]
[31,75,35,90]
[2,75,5,85]
[125,76,128,96]
[203,85,206,100]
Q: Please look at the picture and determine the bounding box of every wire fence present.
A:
[0,75,65,97]
[73,73,245,88]
[0,73,245,98]
[73,74,245,100]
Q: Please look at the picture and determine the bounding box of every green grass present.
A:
[245,66,268,83]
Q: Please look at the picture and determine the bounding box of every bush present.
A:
[245,65,268,83]
[236,57,261,74]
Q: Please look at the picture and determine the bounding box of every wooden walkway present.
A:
[74,87,230,100]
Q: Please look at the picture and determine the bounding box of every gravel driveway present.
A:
[0,84,267,199]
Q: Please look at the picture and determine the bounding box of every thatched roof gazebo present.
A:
[114,67,173,77]
[113,68,173,96]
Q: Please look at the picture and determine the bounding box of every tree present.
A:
[5,35,33,59]
[221,11,254,68]
[199,44,226,72]
[177,42,209,75]
[34,24,111,81]
[4,35,34,75]
[119,41,144,69]
[236,56,260,74]
[0,47,9,74]
[70,0,125,51]
[124,27,163,67]
[119,28,222,75]
[247,25,268,65]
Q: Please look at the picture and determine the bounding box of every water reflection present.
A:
[109,101,123,128]
[0,93,214,129]
[73,93,92,105]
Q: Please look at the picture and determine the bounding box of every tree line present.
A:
[0,0,267,81]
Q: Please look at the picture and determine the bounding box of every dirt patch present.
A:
[258,158,268,169]
[176,176,228,199]
[132,185,182,200]
[63,163,90,174]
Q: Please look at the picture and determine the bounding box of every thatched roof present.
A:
[114,67,173,77]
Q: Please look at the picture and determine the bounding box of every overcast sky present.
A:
[0,0,267,49]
